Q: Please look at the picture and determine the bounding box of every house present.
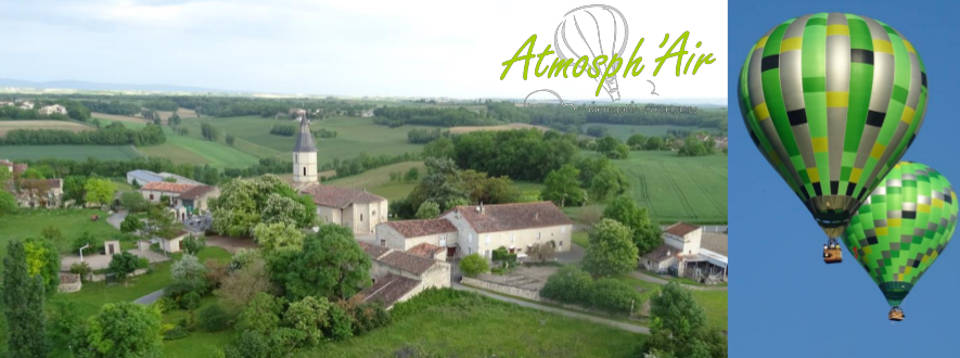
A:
[288,115,389,236]
[641,222,728,283]
[176,185,219,214]
[406,242,447,261]
[140,181,198,205]
[17,101,34,110]
[38,104,68,116]
[356,242,451,309]
[375,201,574,260]
[7,178,63,208]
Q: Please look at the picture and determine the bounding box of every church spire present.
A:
[293,111,316,153]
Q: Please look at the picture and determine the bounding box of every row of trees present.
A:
[449,129,578,182]
[406,127,448,144]
[389,157,521,219]
[0,122,165,146]
[373,106,495,127]
[270,124,296,136]
[540,156,629,207]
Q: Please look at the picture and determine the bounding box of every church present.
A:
[289,113,388,238]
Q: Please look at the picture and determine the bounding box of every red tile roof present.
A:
[665,222,699,237]
[358,242,391,260]
[141,181,197,194]
[179,185,216,200]
[299,183,385,208]
[378,251,436,275]
[16,179,62,191]
[406,243,443,259]
[357,273,419,307]
[386,218,456,238]
[447,201,572,233]
[13,163,27,175]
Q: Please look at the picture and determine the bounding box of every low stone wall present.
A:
[87,268,148,282]
[58,273,82,293]
[461,276,541,301]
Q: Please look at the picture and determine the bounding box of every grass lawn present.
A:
[612,151,727,224]
[141,134,260,168]
[325,161,426,201]
[0,209,120,256]
[572,231,589,248]
[613,274,727,331]
[0,144,141,161]
[305,289,643,357]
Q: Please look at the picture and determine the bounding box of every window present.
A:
[303,167,306,176]
[360,213,364,222]
[149,194,154,200]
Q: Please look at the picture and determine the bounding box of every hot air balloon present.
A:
[843,162,957,321]
[554,4,628,101]
[737,13,928,263]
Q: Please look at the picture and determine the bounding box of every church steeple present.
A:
[292,110,318,183]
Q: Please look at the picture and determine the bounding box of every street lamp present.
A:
[78,244,90,262]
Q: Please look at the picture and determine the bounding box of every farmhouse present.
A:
[1,161,64,208]
[38,104,68,116]
[375,201,573,260]
[140,181,196,204]
[176,185,220,213]
[641,222,728,283]
[288,115,389,236]
[356,242,451,309]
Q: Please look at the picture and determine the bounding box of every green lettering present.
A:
[654,31,690,77]
[534,44,555,77]
[548,57,575,78]
[500,34,539,80]
[598,54,623,96]
[622,38,645,77]
[572,56,590,77]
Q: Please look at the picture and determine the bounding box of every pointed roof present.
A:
[293,116,316,152]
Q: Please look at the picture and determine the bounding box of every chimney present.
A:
[480,201,485,215]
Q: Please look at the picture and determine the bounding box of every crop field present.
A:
[587,123,721,141]
[614,151,727,224]
[0,120,93,136]
[326,161,425,201]
[138,134,259,168]
[448,122,549,134]
[91,112,149,125]
[0,144,141,161]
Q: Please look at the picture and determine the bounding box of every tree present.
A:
[107,252,147,283]
[262,193,306,226]
[226,133,236,146]
[540,265,593,303]
[81,302,163,357]
[201,122,219,141]
[423,137,455,159]
[678,135,715,157]
[582,219,638,277]
[181,235,206,255]
[211,175,316,237]
[23,237,60,296]
[120,214,144,235]
[596,136,629,159]
[404,167,420,182]
[120,191,150,212]
[172,254,207,285]
[253,222,305,254]
[63,175,88,204]
[0,190,17,216]
[269,225,371,300]
[83,178,116,207]
[604,197,662,255]
[541,164,586,207]
[646,282,719,358]
[196,303,230,332]
[3,240,48,358]
[644,136,665,150]
[588,164,628,202]
[405,157,469,212]
[284,296,332,347]
[415,200,440,219]
[236,292,282,336]
[459,253,489,277]
[217,258,273,311]
[627,133,647,150]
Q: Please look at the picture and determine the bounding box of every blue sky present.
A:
[729,1,960,356]
[0,0,726,101]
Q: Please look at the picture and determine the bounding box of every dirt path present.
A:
[453,283,649,334]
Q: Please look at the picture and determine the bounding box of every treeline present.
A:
[373,106,496,127]
[21,157,293,187]
[0,123,165,146]
[0,100,91,121]
[323,152,420,178]
[312,128,337,138]
[81,100,141,115]
[407,127,448,144]
[270,124,296,136]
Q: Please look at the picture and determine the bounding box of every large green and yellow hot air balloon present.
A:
[738,13,928,262]
[843,162,957,321]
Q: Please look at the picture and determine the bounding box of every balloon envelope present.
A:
[738,13,928,237]
[843,162,957,306]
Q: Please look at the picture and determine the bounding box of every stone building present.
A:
[640,222,728,283]
[356,242,450,309]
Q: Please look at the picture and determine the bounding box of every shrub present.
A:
[590,278,641,314]
[197,304,231,332]
[71,231,104,253]
[182,235,206,255]
[491,246,517,268]
[163,324,190,341]
[70,261,92,279]
[459,254,489,277]
[181,291,202,310]
[540,266,593,303]
[165,280,207,309]
[224,329,288,358]
[325,304,353,341]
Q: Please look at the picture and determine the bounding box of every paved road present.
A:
[629,271,727,291]
[452,283,649,334]
[133,289,165,305]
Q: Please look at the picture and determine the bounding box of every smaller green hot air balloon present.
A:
[843,161,957,321]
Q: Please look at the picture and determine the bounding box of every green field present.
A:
[324,161,424,201]
[0,209,120,257]
[613,151,726,224]
[139,133,259,168]
[306,289,643,357]
[588,123,720,141]
[0,145,141,161]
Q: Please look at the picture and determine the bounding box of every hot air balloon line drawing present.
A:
[843,162,957,321]
[739,13,928,264]
[521,88,575,108]
[553,4,632,101]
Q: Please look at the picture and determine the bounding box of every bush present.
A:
[163,324,190,341]
[165,280,208,309]
[590,278,641,314]
[459,254,489,277]
[324,304,353,341]
[181,291,202,310]
[224,329,288,358]
[70,261,92,279]
[197,304,231,332]
[491,246,517,268]
[182,235,206,255]
[71,231,104,253]
[540,266,593,303]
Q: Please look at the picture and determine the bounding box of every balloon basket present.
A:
[823,245,843,264]
[888,307,905,321]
